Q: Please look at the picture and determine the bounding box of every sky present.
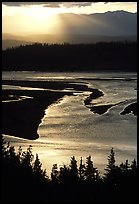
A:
[2,2,137,35]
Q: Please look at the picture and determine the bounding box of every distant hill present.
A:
[2,11,137,50]
[2,34,137,50]
[2,39,34,50]
[56,11,137,36]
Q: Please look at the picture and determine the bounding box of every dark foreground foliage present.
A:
[1,138,137,202]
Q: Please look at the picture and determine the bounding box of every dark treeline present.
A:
[2,41,137,72]
[2,138,137,202]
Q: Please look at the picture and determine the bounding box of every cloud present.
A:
[43,2,63,8]
[2,2,21,6]
[60,2,94,8]
[2,2,97,8]
[2,2,49,7]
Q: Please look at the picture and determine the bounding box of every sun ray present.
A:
[2,2,137,35]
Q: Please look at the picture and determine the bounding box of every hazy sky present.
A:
[2,2,137,35]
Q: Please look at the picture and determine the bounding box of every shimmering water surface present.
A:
[2,71,137,175]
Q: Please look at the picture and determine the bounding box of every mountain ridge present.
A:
[2,11,137,49]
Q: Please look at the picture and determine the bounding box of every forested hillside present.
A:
[2,42,137,72]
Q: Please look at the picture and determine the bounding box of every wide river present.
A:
[2,71,137,176]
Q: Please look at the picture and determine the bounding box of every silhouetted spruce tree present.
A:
[2,140,24,201]
[130,159,137,194]
[2,137,137,202]
[17,145,22,161]
[118,159,137,201]
[128,159,137,182]
[120,159,130,173]
[9,145,21,168]
[78,157,85,181]
[21,145,34,170]
[93,168,101,182]
[58,164,70,184]
[2,141,10,159]
[33,153,47,182]
[51,164,59,183]
[130,159,137,172]
[69,156,78,182]
[104,147,115,175]
[2,135,7,158]
[2,142,20,172]
[103,147,122,190]
[85,155,96,182]
[20,145,34,193]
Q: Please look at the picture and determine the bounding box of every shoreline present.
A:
[86,98,137,116]
[2,79,137,140]
[120,102,137,116]
[84,89,137,116]
[2,90,69,140]
[2,80,95,140]
[84,89,104,106]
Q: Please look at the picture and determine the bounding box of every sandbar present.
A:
[2,80,95,140]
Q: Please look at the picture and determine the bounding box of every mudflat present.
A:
[2,89,69,140]
[2,79,136,140]
[2,80,94,140]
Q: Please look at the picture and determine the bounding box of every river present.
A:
[2,71,137,176]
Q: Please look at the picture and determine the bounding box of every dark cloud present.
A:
[2,2,21,6]
[59,2,93,8]
[2,2,50,7]
[104,2,114,4]
[2,2,97,8]
[43,2,62,8]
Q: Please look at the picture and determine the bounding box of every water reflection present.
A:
[2,71,137,176]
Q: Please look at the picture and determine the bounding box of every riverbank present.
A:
[2,79,96,140]
[84,90,137,116]
[2,89,69,140]
[2,77,137,140]
[120,102,137,116]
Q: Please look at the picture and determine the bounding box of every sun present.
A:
[2,4,66,35]
[21,5,63,34]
